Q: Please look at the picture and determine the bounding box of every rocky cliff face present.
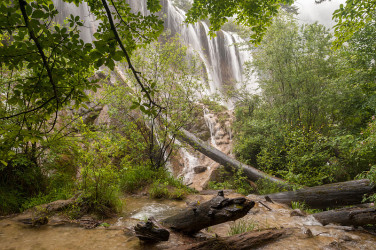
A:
[172,109,235,190]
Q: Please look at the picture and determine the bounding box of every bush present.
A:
[208,167,254,195]
[255,179,290,195]
[149,180,170,199]
[74,125,122,216]
[119,164,156,193]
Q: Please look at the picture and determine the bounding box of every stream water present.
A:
[1,193,375,249]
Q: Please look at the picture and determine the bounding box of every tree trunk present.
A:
[175,229,288,250]
[313,207,376,226]
[266,179,375,209]
[178,128,288,186]
[161,191,255,234]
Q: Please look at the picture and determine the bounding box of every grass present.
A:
[120,164,194,199]
[291,201,322,214]
[228,219,258,236]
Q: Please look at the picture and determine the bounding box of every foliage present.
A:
[105,34,204,169]
[234,12,376,187]
[149,180,170,199]
[185,0,294,44]
[21,184,74,211]
[75,122,122,215]
[255,179,290,195]
[0,0,163,214]
[332,1,376,49]
[291,201,322,214]
[208,167,254,195]
[228,219,258,236]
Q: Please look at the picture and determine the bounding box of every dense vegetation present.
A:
[234,13,376,189]
[1,0,376,215]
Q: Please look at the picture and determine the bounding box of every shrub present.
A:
[255,179,290,195]
[208,167,254,195]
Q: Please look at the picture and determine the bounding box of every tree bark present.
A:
[266,179,375,209]
[178,128,288,186]
[175,229,288,250]
[134,218,170,242]
[313,207,376,226]
[161,191,255,234]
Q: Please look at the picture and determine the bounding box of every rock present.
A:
[301,227,313,238]
[322,241,348,250]
[77,215,100,229]
[290,209,306,217]
[194,166,207,174]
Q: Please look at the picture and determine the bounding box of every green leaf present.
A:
[32,10,44,19]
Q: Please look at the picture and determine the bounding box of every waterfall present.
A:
[52,0,97,43]
[159,0,254,97]
[52,0,255,98]
[52,0,254,189]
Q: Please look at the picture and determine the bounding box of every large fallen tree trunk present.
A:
[266,179,375,209]
[178,128,287,186]
[313,207,376,226]
[160,191,255,234]
[175,229,288,250]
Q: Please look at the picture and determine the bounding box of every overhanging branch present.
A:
[100,0,164,111]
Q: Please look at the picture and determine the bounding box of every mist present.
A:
[295,0,346,28]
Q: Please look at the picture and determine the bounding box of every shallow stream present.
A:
[1,193,375,249]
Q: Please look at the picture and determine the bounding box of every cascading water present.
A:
[52,0,97,43]
[203,108,218,148]
[52,0,253,189]
[125,0,253,188]
[160,0,253,97]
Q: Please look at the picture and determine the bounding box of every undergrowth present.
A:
[208,167,254,195]
[228,219,258,236]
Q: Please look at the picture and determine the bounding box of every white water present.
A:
[203,108,218,148]
[161,0,254,98]
[178,148,197,185]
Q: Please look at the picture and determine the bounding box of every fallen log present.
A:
[178,128,287,186]
[313,207,376,226]
[175,229,288,250]
[135,218,170,242]
[161,191,255,234]
[15,194,80,226]
[266,179,375,209]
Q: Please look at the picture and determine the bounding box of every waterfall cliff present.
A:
[53,0,256,98]
[52,0,254,188]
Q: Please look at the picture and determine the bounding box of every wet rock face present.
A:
[171,109,235,190]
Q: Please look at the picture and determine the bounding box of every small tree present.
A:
[105,34,205,169]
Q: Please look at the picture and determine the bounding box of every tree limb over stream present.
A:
[177,128,288,186]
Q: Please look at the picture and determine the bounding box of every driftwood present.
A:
[313,207,376,226]
[175,229,288,250]
[134,218,170,242]
[266,179,375,209]
[178,128,288,186]
[161,191,255,234]
[15,195,79,226]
